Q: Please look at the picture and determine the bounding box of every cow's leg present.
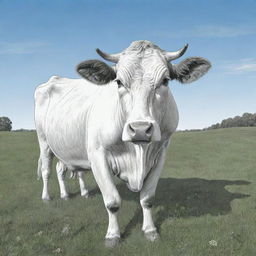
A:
[56,161,69,200]
[140,147,166,241]
[90,149,121,247]
[77,171,89,198]
[38,139,53,201]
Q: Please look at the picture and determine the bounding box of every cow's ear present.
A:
[170,57,211,84]
[76,60,116,85]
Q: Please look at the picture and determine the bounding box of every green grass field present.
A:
[0,128,256,256]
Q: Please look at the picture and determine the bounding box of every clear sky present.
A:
[0,0,255,130]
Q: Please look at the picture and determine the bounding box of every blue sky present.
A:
[0,0,255,130]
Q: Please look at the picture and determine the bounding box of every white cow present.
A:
[35,40,211,247]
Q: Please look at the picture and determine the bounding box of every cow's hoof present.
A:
[105,237,120,248]
[81,192,89,199]
[61,195,70,201]
[144,230,160,242]
[42,196,51,202]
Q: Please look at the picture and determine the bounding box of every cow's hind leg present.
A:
[38,139,53,201]
[56,161,69,200]
[140,148,167,241]
[90,148,121,247]
[78,171,89,198]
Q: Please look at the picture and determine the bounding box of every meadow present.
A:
[0,128,255,256]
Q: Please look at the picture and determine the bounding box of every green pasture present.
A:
[0,128,255,256]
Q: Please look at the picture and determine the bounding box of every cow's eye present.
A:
[162,78,169,86]
[116,79,123,88]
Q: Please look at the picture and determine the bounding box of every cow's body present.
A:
[35,40,211,247]
[35,75,178,186]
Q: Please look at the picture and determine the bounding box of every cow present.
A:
[35,40,211,247]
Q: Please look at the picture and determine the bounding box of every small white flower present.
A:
[209,240,218,247]
[53,248,62,254]
[61,225,70,235]
[16,236,21,242]
[35,231,43,237]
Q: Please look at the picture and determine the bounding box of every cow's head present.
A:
[77,40,211,144]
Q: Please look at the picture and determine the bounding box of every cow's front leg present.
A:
[90,148,121,247]
[140,147,166,241]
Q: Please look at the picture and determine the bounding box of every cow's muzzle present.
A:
[122,120,161,143]
[127,121,153,143]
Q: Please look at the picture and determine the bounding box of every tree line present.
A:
[205,113,256,130]
[1,113,256,132]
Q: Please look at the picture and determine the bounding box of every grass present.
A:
[0,128,255,256]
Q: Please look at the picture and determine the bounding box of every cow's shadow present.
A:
[116,177,250,238]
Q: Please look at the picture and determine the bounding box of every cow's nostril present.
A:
[145,123,153,136]
[128,124,136,136]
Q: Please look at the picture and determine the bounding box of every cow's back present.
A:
[35,76,100,168]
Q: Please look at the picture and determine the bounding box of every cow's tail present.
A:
[37,157,42,180]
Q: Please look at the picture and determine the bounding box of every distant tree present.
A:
[212,123,220,129]
[0,117,12,131]
[247,113,256,127]
[233,116,242,127]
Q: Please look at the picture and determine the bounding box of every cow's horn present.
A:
[164,44,188,61]
[96,48,121,63]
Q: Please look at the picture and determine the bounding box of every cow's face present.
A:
[115,45,171,143]
[77,40,211,144]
